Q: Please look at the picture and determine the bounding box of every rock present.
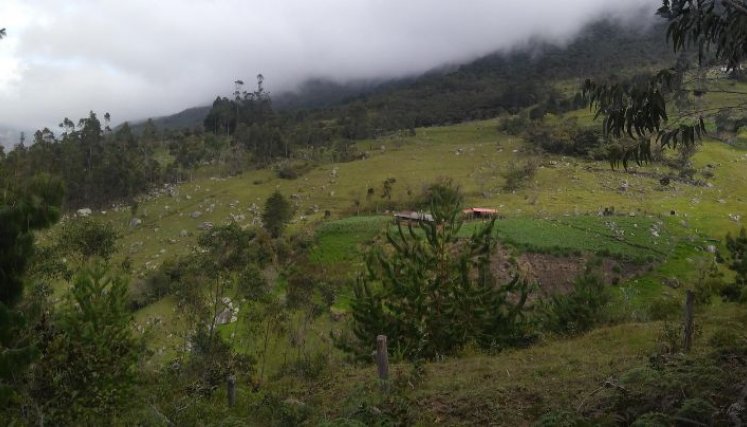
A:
[662,277,680,288]
[284,398,305,407]
[77,208,92,217]
[330,308,346,321]
[214,308,232,325]
[198,221,214,230]
[191,211,202,218]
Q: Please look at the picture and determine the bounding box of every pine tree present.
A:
[30,264,141,424]
[0,174,63,407]
[262,191,292,238]
[348,190,531,360]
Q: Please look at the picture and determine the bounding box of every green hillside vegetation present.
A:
[14,112,743,423]
[4,9,747,425]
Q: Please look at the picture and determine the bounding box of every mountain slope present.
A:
[130,18,673,133]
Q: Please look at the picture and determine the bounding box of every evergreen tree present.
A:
[262,191,292,238]
[30,264,141,424]
[0,174,63,407]
[723,227,747,301]
[347,193,531,360]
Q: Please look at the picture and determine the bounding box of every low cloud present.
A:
[0,0,656,133]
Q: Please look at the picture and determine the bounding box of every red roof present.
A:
[463,208,497,214]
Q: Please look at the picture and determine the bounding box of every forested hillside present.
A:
[142,19,673,134]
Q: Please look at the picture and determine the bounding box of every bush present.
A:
[675,398,715,426]
[523,122,603,156]
[499,114,529,135]
[708,327,747,354]
[533,410,589,426]
[723,227,747,301]
[646,295,681,321]
[540,273,610,335]
[630,412,671,427]
[276,161,312,180]
[416,177,464,215]
[57,217,119,261]
[502,158,538,192]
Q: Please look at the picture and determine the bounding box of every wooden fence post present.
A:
[376,335,389,392]
[683,290,695,353]
[227,374,236,407]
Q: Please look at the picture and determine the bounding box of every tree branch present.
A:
[723,0,747,16]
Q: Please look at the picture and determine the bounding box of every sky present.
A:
[0,0,656,138]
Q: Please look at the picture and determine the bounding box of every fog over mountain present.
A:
[0,0,655,135]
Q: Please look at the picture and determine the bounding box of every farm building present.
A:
[462,207,498,219]
[393,211,434,224]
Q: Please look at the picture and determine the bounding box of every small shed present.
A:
[394,211,434,224]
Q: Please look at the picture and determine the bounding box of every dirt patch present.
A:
[491,245,650,299]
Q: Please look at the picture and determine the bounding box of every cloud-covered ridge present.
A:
[0,0,656,132]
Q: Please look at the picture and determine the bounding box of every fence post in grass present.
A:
[376,335,389,393]
[227,374,236,407]
[683,290,695,353]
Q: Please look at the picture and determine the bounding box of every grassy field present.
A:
[77,116,745,282]
[305,302,747,426]
[45,112,739,335]
[39,105,747,422]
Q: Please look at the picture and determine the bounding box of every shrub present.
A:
[533,410,589,426]
[416,177,464,216]
[723,227,747,301]
[708,328,747,354]
[57,217,119,261]
[276,161,312,180]
[630,412,671,427]
[675,398,715,426]
[646,295,680,321]
[502,158,538,192]
[540,273,610,335]
[499,114,529,135]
